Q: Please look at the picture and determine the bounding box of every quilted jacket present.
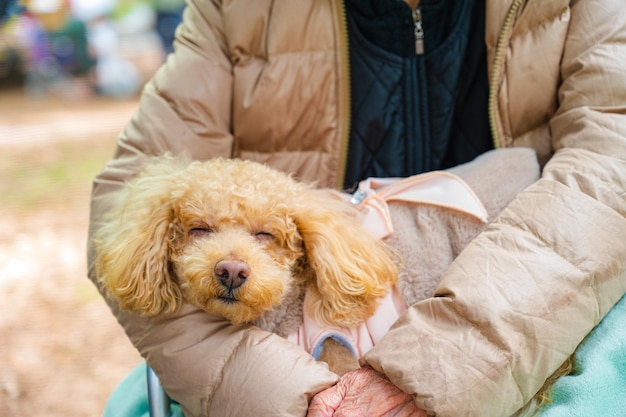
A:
[343,0,493,186]
[87,0,626,416]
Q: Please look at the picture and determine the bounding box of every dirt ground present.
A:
[0,89,145,417]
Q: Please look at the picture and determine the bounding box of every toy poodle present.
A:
[94,155,399,374]
[95,149,550,380]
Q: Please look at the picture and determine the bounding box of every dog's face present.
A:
[166,160,307,324]
[95,156,397,328]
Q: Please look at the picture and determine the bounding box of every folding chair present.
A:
[147,365,172,417]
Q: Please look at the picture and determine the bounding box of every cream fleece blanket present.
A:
[387,147,540,307]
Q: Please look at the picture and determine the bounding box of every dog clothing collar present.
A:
[287,171,488,357]
[347,170,488,239]
[287,286,407,358]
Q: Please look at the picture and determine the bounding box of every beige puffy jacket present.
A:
[88,0,626,416]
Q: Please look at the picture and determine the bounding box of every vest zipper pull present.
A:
[412,7,424,55]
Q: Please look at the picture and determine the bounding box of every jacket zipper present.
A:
[409,4,427,172]
[488,0,525,149]
[335,0,352,189]
[412,6,425,55]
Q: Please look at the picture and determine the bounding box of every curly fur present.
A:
[94,155,397,329]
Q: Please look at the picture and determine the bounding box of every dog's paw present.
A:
[317,337,360,376]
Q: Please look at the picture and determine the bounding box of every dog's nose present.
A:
[214,260,250,290]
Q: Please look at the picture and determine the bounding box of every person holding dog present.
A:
[88,0,626,416]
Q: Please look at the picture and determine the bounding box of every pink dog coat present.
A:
[287,171,488,358]
[287,286,408,358]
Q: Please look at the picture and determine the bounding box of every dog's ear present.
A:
[295,189,398,327]
[94,156,186,316]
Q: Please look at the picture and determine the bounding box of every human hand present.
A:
[307,367,427,417]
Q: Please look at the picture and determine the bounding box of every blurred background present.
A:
[0,0,184,415]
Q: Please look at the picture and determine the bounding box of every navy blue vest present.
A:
[343,0,492,189]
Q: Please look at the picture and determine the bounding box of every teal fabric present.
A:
[103,362,184,417]
[538,294,626,417]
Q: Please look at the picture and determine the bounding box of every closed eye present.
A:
[254,231,274,242]
[189,225,213,237]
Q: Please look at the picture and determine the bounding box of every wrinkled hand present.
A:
[307,367,427,417]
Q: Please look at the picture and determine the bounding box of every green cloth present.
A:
[538,294,626,417]
[103,362,183,417]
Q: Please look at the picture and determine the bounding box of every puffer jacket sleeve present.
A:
[361,1,626,416]
[87,0,338,415]
[113,305,337,417]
